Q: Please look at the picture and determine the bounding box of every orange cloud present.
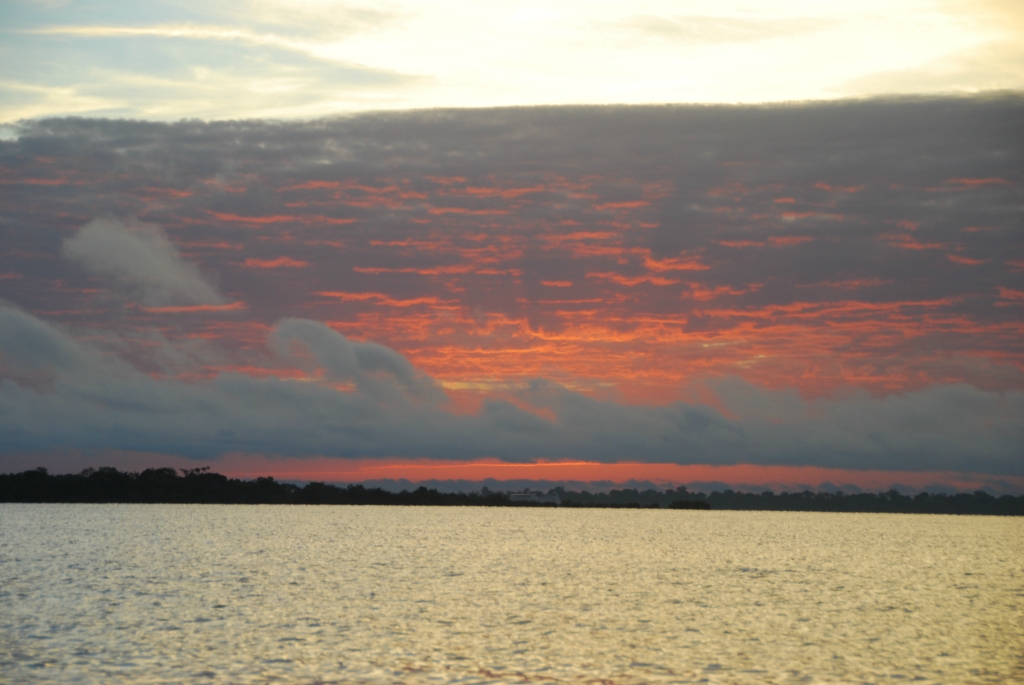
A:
[426,176,468,185]
[781,211,842,221]
[7,100,1023,447]
[768,236,814,246]
[686,282,761,301]
[944,177,1011,187]
[538,231,617,247]
[179,240,243,250]
[354,265,475,275]
[717,240,763,248]
[997,287,1024,303]
[427,207,508,215]
[946,254,985,265]
[212,212,300,224]
[141,187,192,198]
[0,177,76,186]
[369,238,443,249]
[315,291,453,308]
[814,182,864,193]
[707,182,748,198]
[696,297,961,320]
[452,185,546,199]
[814,278,891,289]
[881,234,947,250]
[138,301,246,313]
[317,280,1023,403]
[212,212,355,225]
[586,272,680,286]
[643,252,710,271]
[282,180,341,190]
[244,257,309,268]
[594,200,650,211]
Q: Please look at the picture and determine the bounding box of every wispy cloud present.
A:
[27,24,332,60]
[3,0,1020,120]
[62,217,226,307]
[620,15,833,45]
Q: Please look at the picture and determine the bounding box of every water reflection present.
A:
[1,505,1021,683]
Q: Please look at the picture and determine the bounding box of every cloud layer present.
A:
[0,97,1021,476]
[1,303,1020,474]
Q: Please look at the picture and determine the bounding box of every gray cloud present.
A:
[0,304,1020,474]
[0,97,1021,477]
[62,216,225,306]
[271,318,445,403]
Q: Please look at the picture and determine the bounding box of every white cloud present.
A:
[62,217,225,307]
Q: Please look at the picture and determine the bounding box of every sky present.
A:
[1,2,1022,493]
[3,0,1024,120]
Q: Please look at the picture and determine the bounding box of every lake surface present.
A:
[1,505,1021,684]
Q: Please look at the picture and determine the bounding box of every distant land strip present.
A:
[2,467,1022,515]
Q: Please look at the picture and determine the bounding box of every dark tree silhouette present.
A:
[0,468,1019,514]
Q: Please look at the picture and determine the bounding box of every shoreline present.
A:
[2,467,1021,515]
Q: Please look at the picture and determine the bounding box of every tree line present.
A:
[554,485,1022,515]
[1,467,1020,515]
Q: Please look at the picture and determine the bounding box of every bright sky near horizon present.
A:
[1,1,1022,494]
[2,0,1024,121]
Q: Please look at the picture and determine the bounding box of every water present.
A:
[1,505,1021,684]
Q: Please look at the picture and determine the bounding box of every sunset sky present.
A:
[1,1,1022,493]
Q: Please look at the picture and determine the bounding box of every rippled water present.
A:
[1,505,1021,684]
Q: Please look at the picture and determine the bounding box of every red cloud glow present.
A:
[244,257,309,268]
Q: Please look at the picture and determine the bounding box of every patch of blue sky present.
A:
[1,0,216,31]
[1,15,417,121]
[2,0,1021,122]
